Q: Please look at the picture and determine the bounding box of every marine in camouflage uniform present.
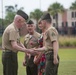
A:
[2,10,29,75]
[34,13,59,75]
[23,20,41,75]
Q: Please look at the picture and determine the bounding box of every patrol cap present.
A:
[27,20,34,24]
[17,10,28,21]
[41,13,51,20]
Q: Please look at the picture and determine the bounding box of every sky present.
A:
[0,0,75,18]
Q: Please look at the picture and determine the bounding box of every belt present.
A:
[3,48,13,52]
[45,50,53,55]
[3,50,12,52]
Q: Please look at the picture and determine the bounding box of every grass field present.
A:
[0,48,76,75]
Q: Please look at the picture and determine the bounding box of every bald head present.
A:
[14,15,26,29]
[14,15,25,22]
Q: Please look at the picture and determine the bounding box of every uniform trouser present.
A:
[26,64,38,75]
[45,52,59,75]
[2,51,18,75]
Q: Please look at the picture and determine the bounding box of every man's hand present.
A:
[26,53,31,59]
[34,55,40,65]
[33,47,45,52]
[33,48,38,51]
[23,60,27,66]
[26,49,38,55]
[53,57,58,65]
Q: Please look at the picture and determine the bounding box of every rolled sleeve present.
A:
[9,30,18,41]
[48,29,58,42]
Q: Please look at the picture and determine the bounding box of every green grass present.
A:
[58,49,76,75]
[0,49,76,75]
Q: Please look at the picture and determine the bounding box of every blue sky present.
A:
[0,0,75,18]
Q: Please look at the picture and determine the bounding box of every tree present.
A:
[30,9,43,32]
[5,6,16,24]
[4,4,24,26]
[0,18,5,34]
[70,0,76,9]
[5,5,17,25]
[48,2,64,30]
[5,6,15,12]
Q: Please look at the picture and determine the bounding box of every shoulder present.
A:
[48,26,58,34]
[9,23,15,30]
[49,26,56,31]
[4,23,15,33]
[34,31,41,38]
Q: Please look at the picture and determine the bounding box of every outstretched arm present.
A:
[11,40,33,54]
[34,46,46,52]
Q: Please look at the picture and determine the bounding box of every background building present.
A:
[52,9,76,35]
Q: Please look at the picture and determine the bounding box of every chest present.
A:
[25,35,39,48]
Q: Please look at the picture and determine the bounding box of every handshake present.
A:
[25,48,39,55]
[24,47,45,55]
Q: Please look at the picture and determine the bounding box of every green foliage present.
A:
[0,18,3,25]
[0,36,76,47]
[30,9,43,32]
[72,41,76,46]
[48,2,64,15]
[5,12,16,25]
[70,0,76,9]
[4,5,16,25]
[2,5,24,26]
[30,9,43,21]
[64,41,72,47]
[5,6,15,12]
[59,36,76,47]
[48,2,64,28]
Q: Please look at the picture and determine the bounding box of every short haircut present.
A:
[45,19,52,23]
[39,13,52,24]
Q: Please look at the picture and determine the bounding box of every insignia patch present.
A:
[51,32,56,36]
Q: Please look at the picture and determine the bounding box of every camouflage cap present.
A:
[41,13,51,20]
[17,10,28,21]
[27,20,34,24]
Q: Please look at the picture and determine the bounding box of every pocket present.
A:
[2,52,12,58]
[45,52,53,61]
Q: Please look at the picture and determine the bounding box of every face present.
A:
[38,20,46,30]
[17,17,26,29]
[19,23,28,36]
[17,17,28,36]
[27,24,35,33]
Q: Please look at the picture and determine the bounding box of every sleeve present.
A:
[9,30,18,41]
[48,29,58,42]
